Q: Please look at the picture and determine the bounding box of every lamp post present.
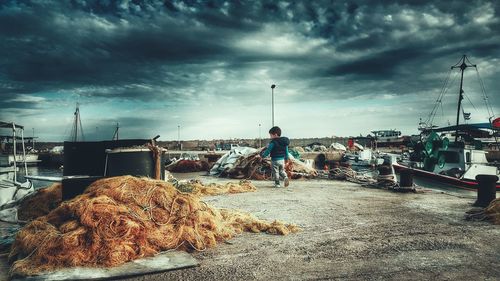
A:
[177,125,180,150]
[271,84,276,126]
[259,123,262,148]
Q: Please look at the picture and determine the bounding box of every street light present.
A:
[271,84,276,126]
[259,123,262,148]
[177,125,181,150]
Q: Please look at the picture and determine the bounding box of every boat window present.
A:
[437,151,460,163]
[466,152,471,163]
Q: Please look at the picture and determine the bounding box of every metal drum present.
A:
[105,148,165,180]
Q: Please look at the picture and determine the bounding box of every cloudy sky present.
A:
[0,0,499,141]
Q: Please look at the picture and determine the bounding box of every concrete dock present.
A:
[128,173,499,280]
[2,175,499,280]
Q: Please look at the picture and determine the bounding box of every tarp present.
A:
[330,143,347,151]
[210,147,258,175]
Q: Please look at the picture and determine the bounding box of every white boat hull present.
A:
[0,154,39,167]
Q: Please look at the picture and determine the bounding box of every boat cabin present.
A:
[433,145,498,181]
[371,130,402,138]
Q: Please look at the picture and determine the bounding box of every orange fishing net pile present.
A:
[16,180,256,222]
[9,176,298,277]
[17,183,62,221]
[177,179,256,196]
[486,198,500,224]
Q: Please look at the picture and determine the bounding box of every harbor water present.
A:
[17,166,63,190]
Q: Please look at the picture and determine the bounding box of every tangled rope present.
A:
[17,179,258,223]
[8,176,298,277]
[176,180,257,196]
[465,198,500,224]
[328,167,405,190]
[17,183,62,222]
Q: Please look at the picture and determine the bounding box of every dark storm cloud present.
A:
[327,47,426,78]
[0,0,242,101]
[1,0,497,91]
[0,0,499,140]
[0,6,230,82]
[0,100,40,110]
[314,1,500,79]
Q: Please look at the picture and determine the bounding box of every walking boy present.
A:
[260,126,290,188]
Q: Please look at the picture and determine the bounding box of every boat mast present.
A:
[451,55,476,142]
[112,122,119,140]
[12,123,17,182]
[70,103,85,142]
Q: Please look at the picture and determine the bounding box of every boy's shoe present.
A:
[284,177,290,187]
[274,182,281,188]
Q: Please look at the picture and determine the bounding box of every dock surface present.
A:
[2,174,499,280]
[128,173,499,280]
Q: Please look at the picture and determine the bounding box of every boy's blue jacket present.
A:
[261,137,290,161]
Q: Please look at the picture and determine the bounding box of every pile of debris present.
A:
[210,147,317,180]
[210,147,258,175]
[219,151,273,180]
[8,176,299,277]
[166,159,210,173]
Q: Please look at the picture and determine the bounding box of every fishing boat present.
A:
[371,130,407,147]
[393,55,499,190]
[0,121,35,221]
[0,130,39,167]
[393,137,500,190]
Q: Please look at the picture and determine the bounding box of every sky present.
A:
[0,0,499,142]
